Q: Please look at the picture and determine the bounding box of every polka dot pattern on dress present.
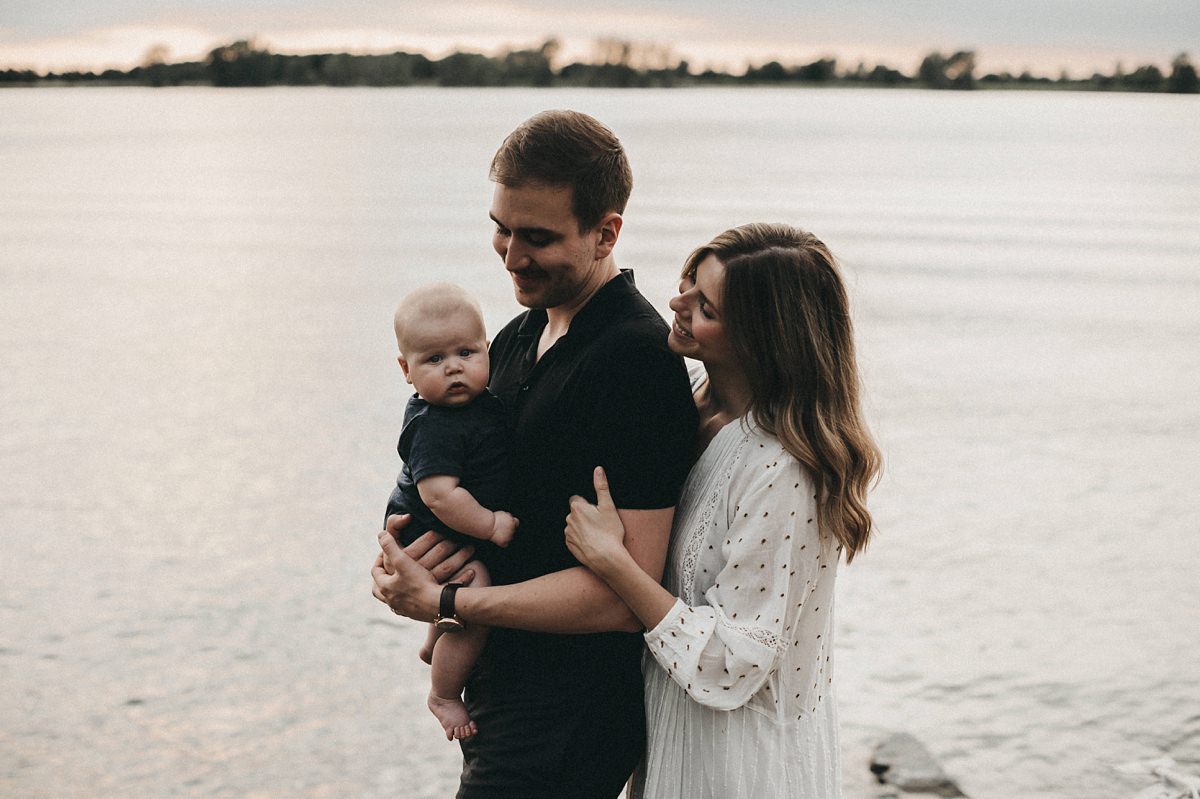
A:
[639,426,841,787]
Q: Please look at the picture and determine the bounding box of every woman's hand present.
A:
[565,467,630,573]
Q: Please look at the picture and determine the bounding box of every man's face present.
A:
[489,183,603,310]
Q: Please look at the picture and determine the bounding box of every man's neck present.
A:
[537,260,620,358]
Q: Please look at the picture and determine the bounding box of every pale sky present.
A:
[1,0,1197,76]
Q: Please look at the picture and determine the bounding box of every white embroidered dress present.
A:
[633,419,841,799]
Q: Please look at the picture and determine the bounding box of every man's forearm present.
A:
[447,506,675,633]
[455,566,642,633]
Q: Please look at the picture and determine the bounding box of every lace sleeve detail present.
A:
[678,430,746,598]
[645,447,820,711]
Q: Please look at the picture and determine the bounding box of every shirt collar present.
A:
[515,269,640,343]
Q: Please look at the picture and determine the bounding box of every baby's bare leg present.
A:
[418,623,439,665]
[427,559,490,741]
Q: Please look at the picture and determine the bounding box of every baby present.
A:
[384,282,516,741]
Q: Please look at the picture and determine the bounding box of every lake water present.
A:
[1,86,1198,799]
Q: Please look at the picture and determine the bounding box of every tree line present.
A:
[2,39,1197,93]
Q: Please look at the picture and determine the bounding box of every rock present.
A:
[870,733,966,797]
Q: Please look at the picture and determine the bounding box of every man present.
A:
[373,110,697,798]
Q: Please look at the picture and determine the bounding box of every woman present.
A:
[565,223,881,798]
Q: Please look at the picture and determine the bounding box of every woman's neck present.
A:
[700,360,751,417]
[693,360,752,452]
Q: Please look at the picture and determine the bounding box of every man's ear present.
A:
[593,212,623,259]
[398,356,413,384]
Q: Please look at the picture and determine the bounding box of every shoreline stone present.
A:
[869,732,967,797]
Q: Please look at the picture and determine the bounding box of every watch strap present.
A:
[438,582,465,629]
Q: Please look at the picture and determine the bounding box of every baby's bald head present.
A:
[393,283,486,356]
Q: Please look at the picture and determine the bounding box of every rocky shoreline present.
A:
[867,733,966,798]
[865,734,1200,799]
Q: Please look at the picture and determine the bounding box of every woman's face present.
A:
[667,253,737,367]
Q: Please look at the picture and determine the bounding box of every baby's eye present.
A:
[428,354,443,364]
[458,348,473,357]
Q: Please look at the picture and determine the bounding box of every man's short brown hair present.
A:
[489,110,633,232]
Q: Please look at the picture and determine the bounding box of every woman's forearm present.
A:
[561,468,678,630]
[589,547,678,632]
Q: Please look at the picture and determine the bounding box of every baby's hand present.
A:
[490,511,518,548]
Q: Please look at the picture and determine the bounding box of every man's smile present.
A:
[509,267,545,287]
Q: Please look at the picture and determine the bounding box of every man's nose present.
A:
[504,242,528,270]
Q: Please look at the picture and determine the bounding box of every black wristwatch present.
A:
[435,583,466,633]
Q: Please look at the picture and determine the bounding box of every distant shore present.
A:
[3,39,1198,94]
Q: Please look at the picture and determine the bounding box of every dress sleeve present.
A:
[643,451,825,711]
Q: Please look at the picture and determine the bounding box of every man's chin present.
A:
[511,284,551,310]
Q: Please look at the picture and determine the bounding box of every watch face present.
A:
[435,616,465,633]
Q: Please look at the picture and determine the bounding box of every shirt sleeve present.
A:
[403,412,468,483]
[643,452,826,711]
[582,341,697,510]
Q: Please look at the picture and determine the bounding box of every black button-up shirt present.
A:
[482,269,698,682]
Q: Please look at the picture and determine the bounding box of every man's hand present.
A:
[371,515,478,621]
[380,515,478,580]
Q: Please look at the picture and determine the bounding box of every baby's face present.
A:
[400,311,489,407]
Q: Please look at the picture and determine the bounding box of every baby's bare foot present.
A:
[428,693,476,741]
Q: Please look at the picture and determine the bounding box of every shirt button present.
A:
[521,385,530,391]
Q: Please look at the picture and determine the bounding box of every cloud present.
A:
[0,23,224,71]
[257,0,714,59]
[1,0,716,70]
[0,0,1194,73]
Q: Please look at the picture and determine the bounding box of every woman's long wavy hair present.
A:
[684,223,882,562]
